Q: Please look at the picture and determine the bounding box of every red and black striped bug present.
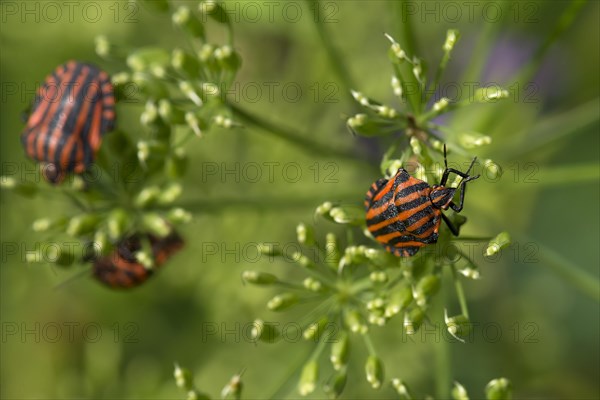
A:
[21,61,115,183]
[365,146,480,257]
[93,232,184,289]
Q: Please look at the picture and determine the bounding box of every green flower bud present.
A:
[197,43,215,62]
[127,47,171,72]
[214,45,241,71]
[135,186,161,208]
[486,232,511,256]
[174,363,194,390]
[392,378,413,399]
[345,310,368,334]
[166,208,193,224]
[185,112,206,136]
[385,285,413,317]
[485,378,512,400]
[391,75,403,97]
[459,132,492,149]
[433,97,450,112]
[325,233,340,269]
[180,82,203,107]
[258,243,281,257]
[131,72,169,99]
[158,183,183,205]
[443,29,460,53]
[370,271,388,284]
[404,308,425,335]
[375,105,398,118]
[366,297,385,311]
[172,6,205,39]
[350,90,370,106]
[172,48,201,77]
[186,389,210,400]
[242,270,278,285]
[324,370,347,399]
[166,149,189,179]
[329,206,364,225]
[330,331,349,370]
[384,33,406,63]
[298,360,318,396]
[93,229,109,255]
[474,86,509,103]
[483,159,502,180]
[66,214,100,236]
[303,316,329,341]
[199,1,230,24]
[107,208,129,240]
[303,277,323,292]
[445,311,472,342]
[136,250,154,269]
[315,201,333,216]
[409,136,422,156]
[347,113,388,137]
[368,310,387,326]
[221,372,243,400]
[267,293,298,311]
[214,114,234,129]
[292,252,316,269]
[412,59,423,83]
[158,99,186,124]
[32,218,51,232]
[414,274,441,307]
[365,355,384,389]
[451,381,469,400]
[250,319,280,343]
[94,35,112,58]
[296,223,315,246]
[142,213,171,237]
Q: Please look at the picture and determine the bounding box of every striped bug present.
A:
[21,61,115,183]
[93,232,184,289]
[365,146,480,257]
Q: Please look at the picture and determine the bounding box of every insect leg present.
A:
[441,212,460,236]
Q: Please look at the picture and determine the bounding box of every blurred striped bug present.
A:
[21,61,115,183]
[365,146,480,257]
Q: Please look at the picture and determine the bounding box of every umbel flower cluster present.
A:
[240,31,512,398]
[1,0,242,287]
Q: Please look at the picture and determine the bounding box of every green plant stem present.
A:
[514,0,588,87]
[176,192,361,213]
[435,280,451,399]
[305,0,355,96]
[518,234,599,302]
[451,265,469,318]
[503,98,599,157]
[227,102,363,163]
[362,333,377,356]
[394,1,417,57]
[511,163,600,188]
[265,346,315,399]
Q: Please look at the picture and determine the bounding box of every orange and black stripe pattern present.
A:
[21,61,115,182]
[93,232,184,289]
[365,169,441,257]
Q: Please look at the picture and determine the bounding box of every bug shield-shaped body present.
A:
[365,169,456,257]
[20,61,115,183]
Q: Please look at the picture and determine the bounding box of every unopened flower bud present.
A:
[486,232,511,256]
[66,213,100,236]
[135,186,161,208]
[221,372,243,400]
[303,316,329,341]
[242,270,278,285]
[452,381,469,400]
[127,47,170,72]
[474,86,509,102]
[324,370,347,399]
[485,378,512,400]
[345,310,368,334]
[298,360,318,396]
[445,310,472,342]
[267,293,298,311]
[392,378,413,399]
[142,213,171,237]
[404,308,425,335]
[199,1,230,24]
[459,132,492,149]
[365,355,384,389]
[173,364,193,390]
[296,223,315,246]
[180,82,203,107]
[433,97,450,112]
[250,319,280,343]
[172,48,200,77]
[158,183,183,205]
[330,331,349,370]
[443,29,460,53]
[385,285,413,317]
[172,6,205,39]
[166,207,193,224]
[414,274,441,307]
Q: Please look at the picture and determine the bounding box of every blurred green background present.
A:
[1,1,598,399]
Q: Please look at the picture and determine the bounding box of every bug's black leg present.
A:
[441,212,460,236]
